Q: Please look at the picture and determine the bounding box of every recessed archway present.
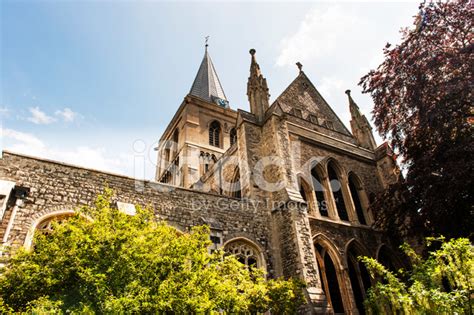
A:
[310,164,330,217]
[345,239,373,315]
[376,244,405,273]
[313,234,352,314]
[348,172,370,225]
[327,160,349,221]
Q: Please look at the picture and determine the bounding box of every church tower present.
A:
[155,45,237,188]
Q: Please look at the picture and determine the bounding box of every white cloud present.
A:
[27,106,56,125]
[276,5,362,67]
[2,128,46,150]
[1,127,132,176]
[55,107,78,122]
[274,2,418,145]
[318,76,345,99]
[0,107,9,115]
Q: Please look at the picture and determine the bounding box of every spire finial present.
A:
[205,36,209,50]
[345,89,357,108]
[296,62,303,73]
[249,49,257,65]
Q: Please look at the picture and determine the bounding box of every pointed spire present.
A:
[346,89,361,118]
[346,89,376,150]
[247,49,270,121]
[189,45,228,107]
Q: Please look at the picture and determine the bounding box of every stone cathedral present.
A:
[0,46,403,314]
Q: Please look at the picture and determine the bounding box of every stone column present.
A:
[271,199,329,314]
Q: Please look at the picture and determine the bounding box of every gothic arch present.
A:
[325,158,346,177]
[223,237,266,270]
[199,151,217,176]
[209,120,222,148]
[326,159,350,221]
[345,239,373,314]
[24,207,78,250]
[306,156,327,175]
[313,234,345,271]
[347,172,371,225]
[310,163,330,218]
[313,234,352,314]
[344,238,371,259]
[297,174,316,216]
[376,244,404,273]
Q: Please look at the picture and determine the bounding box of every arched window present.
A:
[164,148,170,163]
[346,241,372,314]
[299,180,308,202]
[24,210,77,250]
[348,173,367,225]
[298,176,316,215]
[36,214,72,236]
[377,245,403,274]
[199,152,217,176]
[311,168,329,217]
[327,162,349,221]
[230,128,237,146]
[315,243,345,314]
[225,239,263,269]
[209,121,221,147]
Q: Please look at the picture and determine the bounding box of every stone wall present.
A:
[0,151,276,275]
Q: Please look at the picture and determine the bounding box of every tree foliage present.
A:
[361,237,473,314]
[0,189,305,313]
[360,0,473,239]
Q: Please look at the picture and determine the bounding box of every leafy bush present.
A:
[0,189,304,313]
[361,237,473,314]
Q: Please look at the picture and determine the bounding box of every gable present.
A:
[273,73,352,137]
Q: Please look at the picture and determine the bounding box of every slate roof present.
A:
[189,48,228,103]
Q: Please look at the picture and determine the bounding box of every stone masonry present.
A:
[0,47,404,314]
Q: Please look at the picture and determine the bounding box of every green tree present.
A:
[0,189,304,313]
[361,237,473,314]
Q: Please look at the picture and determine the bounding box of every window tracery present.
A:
[225,240,262,268]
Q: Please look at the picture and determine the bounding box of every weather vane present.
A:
[205,36,210,48]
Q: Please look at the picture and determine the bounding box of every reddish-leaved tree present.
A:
[360,0,473,239]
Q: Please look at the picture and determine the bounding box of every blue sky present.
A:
[1,0,419,179]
